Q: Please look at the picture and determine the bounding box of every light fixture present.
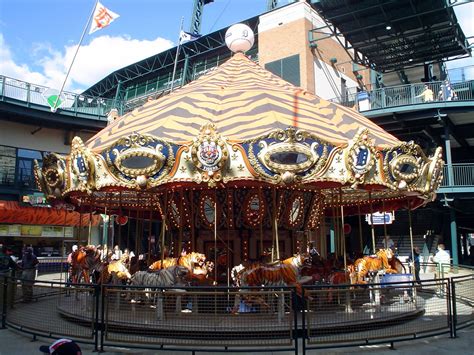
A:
[385,24,392,30]
[408,58,413,62]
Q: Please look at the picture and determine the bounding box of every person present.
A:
[66,245,78,288]
[19,247,39,302]
[0,246,18,308]
[416,84,434,102]
[307,242,319,258]
[382,236,395,250]
[112,245,122,261]
[433,243,450,279]
[39,338,82,354]
[409,246,421,284]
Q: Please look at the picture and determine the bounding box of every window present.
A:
[265,54,300,86]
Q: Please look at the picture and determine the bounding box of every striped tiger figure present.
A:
[148,252,206,274]
[349,249,398,284]
[231,254,311,313]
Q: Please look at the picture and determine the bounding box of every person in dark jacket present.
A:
[20,247,39,302]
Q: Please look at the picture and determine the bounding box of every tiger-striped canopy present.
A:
[86,53,399,152]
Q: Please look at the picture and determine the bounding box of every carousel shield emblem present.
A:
[191,123,229,186]
[198,141,222,171]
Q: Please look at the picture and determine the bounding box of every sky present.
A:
[0,0,473,93]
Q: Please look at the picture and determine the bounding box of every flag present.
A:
[89,1,120,34]
[179,30,201,44]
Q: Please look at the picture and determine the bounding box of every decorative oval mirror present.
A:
[204,197,214,224]
[290,199,301,224]
[287,195,304,228]
[244,192,266,227]
[121,155,156,170]
[170,200,180,226]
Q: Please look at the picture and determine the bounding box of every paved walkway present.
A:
[1,324,473,354]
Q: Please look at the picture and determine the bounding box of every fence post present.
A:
[301,286,306,355]
[450,279,457,338]
[1,274,7,329]
[100,285,106,352]
[446,279,454,338]
[93,284,100,352]
[292,287,298,355]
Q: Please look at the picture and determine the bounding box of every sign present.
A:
[0,224,73,238]
[0,225,8,236]
[42,226,64,237]
[21,193,50,207]
[21,225,42,236]
[365,211,395,225]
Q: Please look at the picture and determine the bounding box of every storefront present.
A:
[0,200,100,257]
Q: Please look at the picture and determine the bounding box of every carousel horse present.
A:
[148,251,206,274]
[70,245,104,284]
[348,248,398,284]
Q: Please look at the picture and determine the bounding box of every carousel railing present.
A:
[1,266,473,353]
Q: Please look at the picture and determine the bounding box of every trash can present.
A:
[357,91,371,111]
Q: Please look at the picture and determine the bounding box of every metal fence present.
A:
[1,266,473,353]
[330,79,474,111]
[441,164,474,188]
[0,75,115,120]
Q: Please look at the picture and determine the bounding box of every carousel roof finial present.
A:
[225,23,254,53]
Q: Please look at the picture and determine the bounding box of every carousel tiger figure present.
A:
[231,253,312,313]
[70,245,104,284]
[101,260,132,284]
[231,254,312,287]
[348,248,399,284]
[148,251,206,275]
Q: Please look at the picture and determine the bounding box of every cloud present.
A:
[0,33,173,92]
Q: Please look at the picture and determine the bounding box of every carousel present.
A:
[32,24,445,339]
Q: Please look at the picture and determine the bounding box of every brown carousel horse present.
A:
[70,245,104,284]
[148,251,207,274]
[348,249,398,284]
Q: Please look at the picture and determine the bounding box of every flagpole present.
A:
[51,0,99,112]
[170,17,184,93]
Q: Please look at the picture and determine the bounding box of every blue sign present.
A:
[365,212,395,225]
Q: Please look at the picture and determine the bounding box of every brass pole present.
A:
[134,208,140,257]
[408,200,415,275]
[259,188,264,257]
[273,188,280,261]
[357,204,363,252]
[331,191,337,256]
[126,206,131,250]
[118,192,122,249]
[382,199,388,248]
[147,207,152,265]
[214,190,218,283]
[178,189,183,257]
[369,191,376,253]
[160,192,169,265]
[190,190,195,252]
[341,205,347,272]
[88,204,92,246]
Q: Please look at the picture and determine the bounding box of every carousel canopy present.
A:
[87,53,399,152]
[35,29,444,224]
